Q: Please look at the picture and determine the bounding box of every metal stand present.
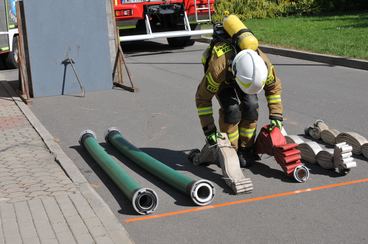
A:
[112,44,135,92]
[61,58,85,97]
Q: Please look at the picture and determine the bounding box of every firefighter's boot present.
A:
[237,146,260,168]
[188,143,218,166]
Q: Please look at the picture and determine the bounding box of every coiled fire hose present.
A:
[286,120,359,174]
[362,144,368,159]
[256,126,310,183]
[305,120,368,159]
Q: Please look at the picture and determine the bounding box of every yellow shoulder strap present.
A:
[213,43,233,58]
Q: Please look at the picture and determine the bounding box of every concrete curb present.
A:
[196,37,368,70]
[79,183,133,244]
[1,81,134,244]
[2,81,87,185]
[260,45,368,70]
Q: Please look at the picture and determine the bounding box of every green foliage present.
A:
[213,0,368,21]
[315,0,368,11]
[213,0,312,21]
[245,13,368,60]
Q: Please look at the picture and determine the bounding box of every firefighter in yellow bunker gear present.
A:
[195,15,283,167]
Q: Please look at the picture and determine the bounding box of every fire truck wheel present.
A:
[167,37,195,48]
[6,35,19,69]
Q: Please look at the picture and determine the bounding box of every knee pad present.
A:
[223,104,241,124]
[240,96,259,121]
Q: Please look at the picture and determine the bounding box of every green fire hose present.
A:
[105,128,215,206]
[79,130,158,215]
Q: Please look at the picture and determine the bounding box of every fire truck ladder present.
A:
[119,2,213,42]
[194,0,212,23]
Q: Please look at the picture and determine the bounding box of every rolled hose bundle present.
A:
[284,133,357,174]
[336,132,368,155]
[305,120,367,158]
[333,142,356,171]
[316,149,334,169]
[305,120,329,140]
[285,135,304,145]
[320,129,340,145]
[79,130,158,215]
[362,143,368,159]
[297,142,322,164]
[105,128,215,206]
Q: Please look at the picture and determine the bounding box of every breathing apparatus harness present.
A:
[203,23,255,75]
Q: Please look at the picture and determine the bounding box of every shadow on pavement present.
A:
[122,40,175,54]
[303,161,345,178]
[0,84,11,98]
[139,147,233,195]
[122,40,204,57]
[0,78,20,90]
[0,80,20,100]
[73,143,214,211]
[71,144,139,216]
[353,154,368,162]
[103,143,199,207]
[248,158,294,183]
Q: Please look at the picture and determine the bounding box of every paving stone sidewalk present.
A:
[0,79,132,244]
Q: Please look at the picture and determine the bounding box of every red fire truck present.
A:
[113,0,215,47]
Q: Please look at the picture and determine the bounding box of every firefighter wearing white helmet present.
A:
[195,15,283,167]
[232,49,268,95]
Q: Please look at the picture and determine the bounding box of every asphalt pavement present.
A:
[29,39,368,244]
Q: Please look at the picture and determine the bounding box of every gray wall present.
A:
[23,0,113,97]
[105,0,118,69]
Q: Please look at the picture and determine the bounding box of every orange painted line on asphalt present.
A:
[125,178,368,224]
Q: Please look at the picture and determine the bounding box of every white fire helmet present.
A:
[232,49,268,94]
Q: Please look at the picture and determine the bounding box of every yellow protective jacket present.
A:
[195,42,283,132]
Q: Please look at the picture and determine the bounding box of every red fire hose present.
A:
[256,126,310,182]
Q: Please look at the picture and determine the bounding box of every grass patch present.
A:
[244,13,368,60]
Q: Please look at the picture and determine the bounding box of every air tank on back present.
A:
[223,14,259,51]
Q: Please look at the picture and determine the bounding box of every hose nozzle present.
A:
[293,165,310,183]
[132,188,159,215]
[190,180,215,206]
[79,129,97,144]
